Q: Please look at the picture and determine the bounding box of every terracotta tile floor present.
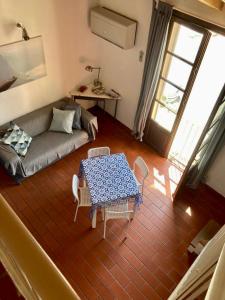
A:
[0,107,225,299]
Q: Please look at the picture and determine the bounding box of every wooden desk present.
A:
[70,84,121,118]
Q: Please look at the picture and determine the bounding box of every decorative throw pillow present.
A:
[49,107,75,134]
[1,124,32,156]
[63,103,82,130]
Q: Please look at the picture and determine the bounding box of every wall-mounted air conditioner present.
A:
[90,6,137,50]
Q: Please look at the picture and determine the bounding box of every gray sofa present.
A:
[0,98,97,182]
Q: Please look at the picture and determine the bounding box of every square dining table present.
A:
[79,153,142,228]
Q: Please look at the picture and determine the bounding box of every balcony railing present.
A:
[169,119,203,168]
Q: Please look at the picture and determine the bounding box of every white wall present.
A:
[0,0,100,126]
[98,0,152,129]
[205,144,225,197]
[0,0,153,134]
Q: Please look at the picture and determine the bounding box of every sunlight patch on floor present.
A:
[153,179,166,195]
[148,166,183,199]
[185,206,192,216]
[168,165,182,184]
[153,168,165,185]
[169,179,177,198]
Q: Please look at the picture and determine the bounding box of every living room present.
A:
[0,0,225,299]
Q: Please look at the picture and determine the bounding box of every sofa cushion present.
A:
[14,100,65,138]
[49,108,75,134]
[21,129,89,176]
[63,103,82,130]
[1,124,32,157]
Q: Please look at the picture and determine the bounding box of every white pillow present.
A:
[49,108,75,134]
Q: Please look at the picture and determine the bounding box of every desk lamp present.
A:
[85,65,102,87]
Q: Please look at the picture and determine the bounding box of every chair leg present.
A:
[74,204,79,222]
[131,204,136,220]
[101,208,105,221]
[139,183,143,196]
[141,180,146,196]
[92,209,97,229]
[123,218,130,240]
[103,217,107,239]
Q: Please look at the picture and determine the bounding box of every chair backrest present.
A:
[88,146,110,158]
[133,156,149,179]
[72,174,79,202]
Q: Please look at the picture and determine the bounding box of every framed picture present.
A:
[0,36,46,93]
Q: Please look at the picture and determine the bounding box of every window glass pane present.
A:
[151,102,176,132]
[162,54,192,89]
[156,80,183,113]
[168,22,203,63]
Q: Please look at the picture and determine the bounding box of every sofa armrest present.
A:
[0,144,25,177]
[81,108,98,140]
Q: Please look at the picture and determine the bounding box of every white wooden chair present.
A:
[102,202,134,239]
[132,156,149,195]
[72,174,91,222]
[87,146,110,158]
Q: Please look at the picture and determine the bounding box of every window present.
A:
[150,22,204,131]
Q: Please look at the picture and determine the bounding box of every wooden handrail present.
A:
[205,243,225,300]
[168,224,225,299]
[0,193,80,300]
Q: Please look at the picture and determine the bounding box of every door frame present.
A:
[163,17,211,157]
[144,14,211,157]
[173,10,225,36]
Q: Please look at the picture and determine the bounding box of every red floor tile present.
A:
[110,264,130,288]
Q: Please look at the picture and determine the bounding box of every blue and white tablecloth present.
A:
[79,153,142,209]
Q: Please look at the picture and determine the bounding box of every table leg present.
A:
[103,99,106,111]
[114,99,118,118]
[92,209,97,228]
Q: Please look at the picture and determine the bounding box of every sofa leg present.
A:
[14,175,24,185]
